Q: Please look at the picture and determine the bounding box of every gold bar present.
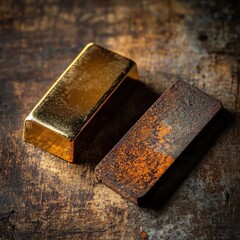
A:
[23,43,138,162]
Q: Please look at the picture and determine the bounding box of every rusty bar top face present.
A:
[23,43,138,162]
[95,81,222,204]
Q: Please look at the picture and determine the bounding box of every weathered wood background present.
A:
[0,0,240,239]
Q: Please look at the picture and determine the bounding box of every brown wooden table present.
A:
[0,0,239,239]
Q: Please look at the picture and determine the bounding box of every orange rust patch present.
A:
[114,121,174,197]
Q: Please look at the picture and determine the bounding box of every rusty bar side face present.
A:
[23,43,138,162]
[95,80,222,204]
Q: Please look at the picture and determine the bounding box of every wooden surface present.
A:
[0,0,239,239]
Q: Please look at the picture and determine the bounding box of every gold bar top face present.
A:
[24,43,138,162]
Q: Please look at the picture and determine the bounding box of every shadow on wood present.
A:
[74,78,159,167]
[138,108,234,209]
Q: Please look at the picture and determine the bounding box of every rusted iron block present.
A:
[23,43,138,162]
[95,80,222,205]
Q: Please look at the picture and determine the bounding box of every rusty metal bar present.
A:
[95,81,222,205]
[23,43,138,162]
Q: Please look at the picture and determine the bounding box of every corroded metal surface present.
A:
[95,80,222,204]
[23,43,138,162]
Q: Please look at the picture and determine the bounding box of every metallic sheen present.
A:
[95,81,222,205]
[23,43,138,162]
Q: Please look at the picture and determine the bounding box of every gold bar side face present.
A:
[23,43,138,162]
[24,120,73,162]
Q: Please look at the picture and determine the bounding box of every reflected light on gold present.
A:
[23,43,138,162]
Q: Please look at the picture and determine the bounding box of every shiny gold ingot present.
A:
[23,43,138,162]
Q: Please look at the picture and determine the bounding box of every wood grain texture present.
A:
[0,0,239,239]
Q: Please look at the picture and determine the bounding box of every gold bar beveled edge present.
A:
[23,43,139,162]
